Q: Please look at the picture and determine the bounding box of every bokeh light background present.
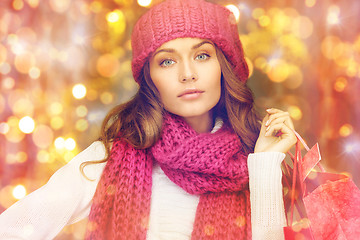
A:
[0,0,359,238]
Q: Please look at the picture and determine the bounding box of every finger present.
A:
[265,112,291,126]
[266,108,284,114]
[265,122,295,138]
[265,112,288,126]
[259,114,270,136]
[264,125,297,153]
[265,115,294,131]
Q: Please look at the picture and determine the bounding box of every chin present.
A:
[171,109,214,119]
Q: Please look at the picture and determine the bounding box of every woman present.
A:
[0,0,297,239]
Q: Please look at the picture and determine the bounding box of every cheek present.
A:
[210,67,222,99]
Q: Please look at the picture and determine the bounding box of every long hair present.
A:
[214,47,261,154]
[80,46,260,175]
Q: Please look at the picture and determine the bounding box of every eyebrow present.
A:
[152,40,214,58]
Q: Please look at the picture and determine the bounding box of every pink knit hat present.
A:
[131,0,249,84]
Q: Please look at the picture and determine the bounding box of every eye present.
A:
[160,59,175,67]
[195,53,210,61]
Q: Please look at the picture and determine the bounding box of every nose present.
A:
[179,60,198,83]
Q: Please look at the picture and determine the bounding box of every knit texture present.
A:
[131,0,249,84]
[85,113,251,239]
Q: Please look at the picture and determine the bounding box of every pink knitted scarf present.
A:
[85,114,252,239]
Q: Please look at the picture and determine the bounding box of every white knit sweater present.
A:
[0,141,286,240]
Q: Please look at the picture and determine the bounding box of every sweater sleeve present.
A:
[0,141,106,240]
[248,152,287,240]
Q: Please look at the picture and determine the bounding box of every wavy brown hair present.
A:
[80,46,261,175]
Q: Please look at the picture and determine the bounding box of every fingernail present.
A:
[266,125,270,131]
[265,120,270,126]
[266,108,272,112]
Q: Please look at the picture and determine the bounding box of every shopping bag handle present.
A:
[286,130,324,225]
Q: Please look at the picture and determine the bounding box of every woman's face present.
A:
[149,38,222,123]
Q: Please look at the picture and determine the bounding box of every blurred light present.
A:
[88,110,104,123]
[334,77,347,92]
[137,0,152,7]
[339,124,353,137]
[107,10,122,23]
[96,54,120,78]
[268,59,289,83]
[346,61,357,77]
[65,138,76,151]
[73,35,85,45]
[49,0,70,13]
[254,57,267,70]
[19,116,35,134]
[63,47,85,70]
[288,105,303,120]
[305,0,316,8]
[2,77,15,89]
[16,152,28,163]
[79,2,90,15]
[12,185,26,200]
[50,116,64,130]
[32,125,54,148]
[29,67,41,79]
[252,8,265,19]
[76,119,89,132]
[37,150,51,163]
[100,92,114,104]
[321,36,341,59]
[64,151,75,163]
[11,42,25,55]
[333,43,352,67]
[0,122,10,134]
[327,5,340,25]
[226,5,240,23]
[12,0,24,10]
[6,154,17,164]
[292,16,313,39]
[6,117,25,143]
[49,102,63,115]
[54,137,65,149]
[0,95,4,114]
[14,52,36,74]
[0,185,15,208]
[16,27,37,47]
[59,51,68,62]
[7,34,18,45]
[72,84,87,99]
[284,66,303,89]
[90,1,102,13]
[0,62,11,75]
[87,89,98,101]
[345,143,356,153]
[258,15,270,27]
[76,105,88,117]
[26,0,39,8]
[0,44,6,64]
[12,98,34,116]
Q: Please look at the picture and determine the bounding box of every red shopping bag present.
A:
[283,132,360,240]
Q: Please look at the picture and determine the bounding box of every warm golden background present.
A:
[0,0,359,238]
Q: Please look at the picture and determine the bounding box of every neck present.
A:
[183,112,214,133]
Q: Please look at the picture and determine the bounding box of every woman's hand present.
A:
[254,108,297,153]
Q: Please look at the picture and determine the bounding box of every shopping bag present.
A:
[283,132,360,240]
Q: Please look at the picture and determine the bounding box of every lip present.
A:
[177,89,205,99]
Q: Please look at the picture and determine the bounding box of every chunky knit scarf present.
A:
[85,114,251,239]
